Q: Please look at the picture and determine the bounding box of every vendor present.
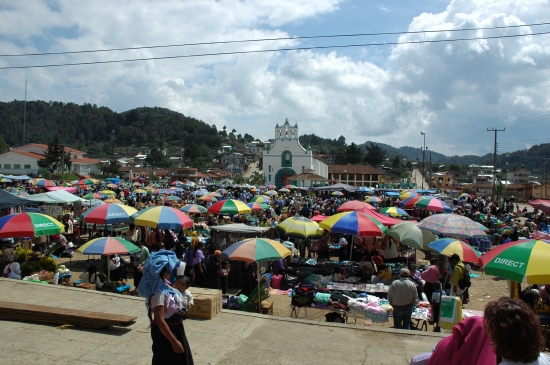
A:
[99,254,127,282]
[372,264,392,285]
[272,258,288,276]
[381,235,398,263]
[79,261,104,289]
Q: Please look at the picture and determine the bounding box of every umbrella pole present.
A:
[108,254,111,282]
[257,263,261,314]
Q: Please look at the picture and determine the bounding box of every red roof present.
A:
[11,150,45,159]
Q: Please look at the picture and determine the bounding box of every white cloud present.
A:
[1,0,550,156]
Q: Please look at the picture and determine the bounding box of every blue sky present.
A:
[0,0,549,157]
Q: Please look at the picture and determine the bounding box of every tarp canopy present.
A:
[2,175,31,181]
[0,189,30,209]
[314,183,357,193]
[23,190,86,204]
[210,223,270,234]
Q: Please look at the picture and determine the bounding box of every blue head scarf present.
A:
[137,250,180,300]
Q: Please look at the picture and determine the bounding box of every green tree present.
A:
[346,142,363,164]
[392,155,402,169]
[145,148,172,169]
[364,142,386,166]
[37,134,71,176]
[0,134,7,153]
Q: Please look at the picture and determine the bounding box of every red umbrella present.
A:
[311,215,329,222]
[529,199,550,214]
[336,200,375,212]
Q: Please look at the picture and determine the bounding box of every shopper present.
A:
[388,268,418,330]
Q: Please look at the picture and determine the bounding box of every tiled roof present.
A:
[11,150,45,159]
[288,172,327,180]
[328,164,385,174]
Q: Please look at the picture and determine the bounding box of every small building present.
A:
[506,167,531,184]
[327,165,384,187]
[287,170,328,187]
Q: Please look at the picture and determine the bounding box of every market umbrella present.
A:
[331,191,344,197]
[216,188,228,195]
[277,216,324,239]
[130,206,194,230]
[388,221,435,250]
[479,239,550,284]
[198,195,218,203]
[459,193,471,198]
[278,188,290,193]
[170,181,182,186]
[285,184,298,190]
[529,199,550,214]
[399,195,422,209]
[83,192,105,200]
[265,190,278,196]
[35,179,56,188]
[81,203,138,224]
[104,198,122,204]
[247,202,269,211]
[428,238,481,263]
[399,190,418,200]
[193,188,209,196]
[180,204,208,214]
[380,207,409,217]
[311,215,329,222]
[222,238,291,312]
[0,178,12,183]
[167,196,182,201]
[106,183,118,189]
[77,178,97,186]
[0,212,64,238]
[133,182,142,187]
[414,197,452,213]
[418,214,488,238]
[320,211,387,261]
[208,191,223,198]
[251,195,271,204]
[264,185,275,190]
[133,189,147,194]
[100,190,116,196]
[337,200,375,212]
[208,199,252,215]
[77,237,140,282]
[365,196,382,204]
[28,178,43,185]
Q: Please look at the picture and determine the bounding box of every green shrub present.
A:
[20,261,42,276]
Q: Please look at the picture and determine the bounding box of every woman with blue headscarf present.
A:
[138,251,194,365]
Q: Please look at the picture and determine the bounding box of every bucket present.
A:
[271,274,283,289]
[176,261,186,277]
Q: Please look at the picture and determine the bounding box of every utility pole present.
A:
[544,156,548,198]
[487,128,505,200]
[420,131,426,189]
[429,150,432,189]
[23,77,27,145]
[61,144,65,185]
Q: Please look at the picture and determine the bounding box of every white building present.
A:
[262,119,328,187]
[0,143,102,176]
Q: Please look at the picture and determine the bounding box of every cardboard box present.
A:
[188,288,222,319]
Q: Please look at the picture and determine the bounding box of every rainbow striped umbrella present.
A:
[331,191,344,197]
[418,214,488,238]
[251,195,271,204]
[222,238,291,263]
[198,195,218,202]
[265,190,278,196]
[216,189,228,195]
[106,183,118,189]
[399,190,418,200]
[208,191,223,198]
[83,192,105,200]
[82,203,138,224]
[428,238,481,263]
[208,199,251,215]
[285,184,298,190]
[380,207,409,217]
[278,188,290,193]
[77,178,97,185]
[319,211,388,236]
[167,196,182,202]
[180,204,208,214]
[133,189,147,194]
[100,190,116,196]
[365,196,382,204]
[265,185,275,190]
[0,212,64,238]
[277,216,323,239]
[35,179,56,188]
[78,237,140,256]
[480,239,550,284]
[247,202,269,211]
[130,206,193,230]
[0,178,12,183]
[414,197,452,213]
[399,195,422,209]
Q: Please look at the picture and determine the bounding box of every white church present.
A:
[262,119,328,187]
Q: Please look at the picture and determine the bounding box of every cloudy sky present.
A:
[1,0,549,156]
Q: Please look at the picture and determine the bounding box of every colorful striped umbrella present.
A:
[428,238,481,263]
[198,195,218,202]
[180,204,208,214]
[414,197,452,213]
[103,198,122,204]
[251,195,271,204]
[216,189,228,195]
[246,202,269,211]
[278,188,290,193]
[399,195,422,209]
[285,184,298,190]
[167,196,181,202]
[78,237,140,256]
[0,178,12,183]
[28,178,44,185]
[133,189,147,194]
[319,211,388,236]
[337,200,376,212]
[418,214,488,238]
[35,179,56,188]
[100,190,116,196]
[380,207,409,217]
[77,178,97,185]
[222,238,291,263]
[460,193,471,198]
[0,212,64,238]
[106,183,118,189]
[479,239,550,284]
[331,191,344,197]
[208,199,251,215]
[131,206,193,230]
[82,203,138,224]
[265,190,278,196]
[311,215,329,222]
[399,190,418,200]
[265,185,275,190]
[83,192,105,200]
[208,191,223,198]
[364,196,382,204]
[277,216,324,239]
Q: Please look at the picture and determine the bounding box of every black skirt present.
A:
[151,316,193,365]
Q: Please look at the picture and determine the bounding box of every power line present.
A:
[1,31,549,70]
[1,21,548,58]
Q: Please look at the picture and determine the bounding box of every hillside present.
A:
[0,101,221,157]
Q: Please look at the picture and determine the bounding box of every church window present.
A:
[281,150,292,167]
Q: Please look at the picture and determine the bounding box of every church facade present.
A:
[262,119,328,187]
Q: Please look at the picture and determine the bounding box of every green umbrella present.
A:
[388,221,435,250]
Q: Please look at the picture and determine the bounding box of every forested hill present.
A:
[0,101,221,156]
